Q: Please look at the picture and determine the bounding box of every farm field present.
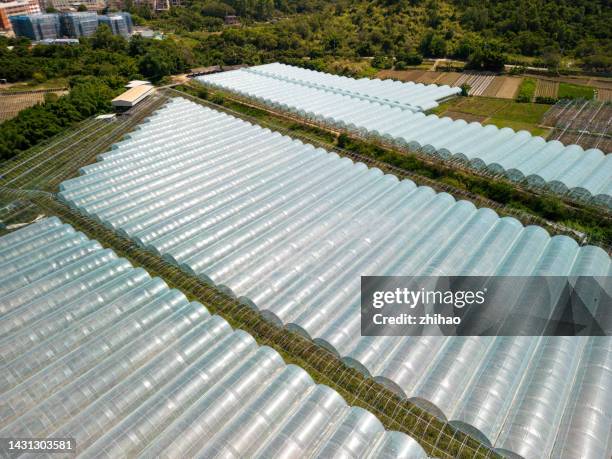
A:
[378,69,522,99]
[558,83,595,100]
[535,79,559,99]
[0,89,68,122]
[378,69,428,82]
[431,96,552,137]
[435,71,462,86]
[454,71,496,96]
[493,76,523,99]
[516,78,536,102]
[542,99,612,152]
[531,74,612,90]
[597,88,612,102]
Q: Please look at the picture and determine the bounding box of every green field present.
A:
[516,78,536,102]
[557,83,595,100]
[431,96,551,137]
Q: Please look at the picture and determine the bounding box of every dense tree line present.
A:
[0,78,116,160]
[0,25,190,83]
[146,0,610,73]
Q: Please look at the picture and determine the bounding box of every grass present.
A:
[558,83,595,100]
[431,96,551,136]
[516,78,536,102]
[485,118,550,137]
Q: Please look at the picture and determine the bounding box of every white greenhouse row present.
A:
[0,217,427,459]
[198,65,612,208]
[243,63,460,111]
[59,98,612,459]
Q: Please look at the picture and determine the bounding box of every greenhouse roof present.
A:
[59,98,612,459]
[198,64,611,208]
[0,216,427,458]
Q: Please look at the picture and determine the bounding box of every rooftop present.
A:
[111,84,154,105]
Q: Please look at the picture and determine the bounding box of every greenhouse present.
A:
[241,62,460,112]
[197,64,611,208]
[0,217,427,458]
[59,98,612,459]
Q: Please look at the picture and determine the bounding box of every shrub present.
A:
[535,96,557,104]
[516,78,536,102]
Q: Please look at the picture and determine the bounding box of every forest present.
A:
[0,25,190,83]
[139,0,611,72]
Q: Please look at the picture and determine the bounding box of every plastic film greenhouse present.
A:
[197,64,612,208]
[57,97,612,459]
[0,217,428,459]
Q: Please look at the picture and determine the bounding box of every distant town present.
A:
[0,0,173,40]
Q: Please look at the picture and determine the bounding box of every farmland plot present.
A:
[0,89,68,122]
[596,88,612,102]
[535,79,559,99]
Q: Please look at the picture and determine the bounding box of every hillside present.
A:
[145,0,611,72]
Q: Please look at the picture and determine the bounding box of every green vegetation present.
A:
[0,26,189,84]
[132,0,611,73]
[431,96,551,137]
[0,78,69,92]
[0,78,116,161]
[557,83,595,100]
[516,78,536,102]
[485,118,549,137]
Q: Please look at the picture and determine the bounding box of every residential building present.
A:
[10,13,60,40]
[10,10,132,39]
[124,0,180,12]
[60,11,97,37]
[98,11,132,37]
[0,0,40,32]
[224,15,239,26]
[43,0,105,12]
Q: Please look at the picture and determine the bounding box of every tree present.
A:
[77,3,88,11]
[91,25,127,52]
[396,50,423,65]
[461,7,488,31]
[372,55,392,69]
[542,48,561,71]
[466,41,506,71]
[419,31,447,57]
[201,1,235,18]
[582,54,612,73]
[139,50,174,81]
